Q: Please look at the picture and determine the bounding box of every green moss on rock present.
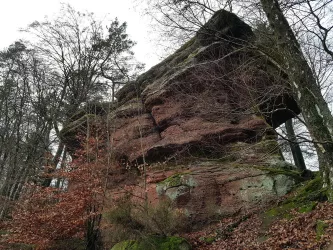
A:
[326,189,333,202]
[111,236,191,250]
[289,175,327,203]
[160,173,184,187]
[316,220,328,240]
[265,202,298,220]
[156,172,197,201]
[199,236,215,244]
[156,172,196,195]
[299,201,317,213]
[263,175,326,226]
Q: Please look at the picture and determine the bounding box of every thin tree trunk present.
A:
[42,142,65,187]
[260,0,333,194]
[285,119,306,171]
[55,148,67,189]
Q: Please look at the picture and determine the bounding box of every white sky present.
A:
[0,0,161,69]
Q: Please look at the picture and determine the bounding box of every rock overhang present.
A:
[63,9,300,163]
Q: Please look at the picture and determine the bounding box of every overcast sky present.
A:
[0,0,161,69]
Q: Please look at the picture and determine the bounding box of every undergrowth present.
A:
[104,195,189,246]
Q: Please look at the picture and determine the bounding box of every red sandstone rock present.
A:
[61,10,301,235]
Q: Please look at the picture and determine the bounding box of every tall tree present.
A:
[260,0,333,194]
[24,4,140,118]
[22,4,143,187]
[0,42,53,217]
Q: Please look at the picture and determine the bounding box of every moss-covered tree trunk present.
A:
[260,0,333,195]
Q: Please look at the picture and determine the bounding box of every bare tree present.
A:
[0,42,53,217]
[0,5,143,218]
[22,4,143,187]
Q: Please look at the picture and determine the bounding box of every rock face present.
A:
[153,161,296,218]
[111,10,299,164]
[63,9,301,241]
[108,140,299,225]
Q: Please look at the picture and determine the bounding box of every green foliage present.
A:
[316,220,328,240]
[111,240,137,250]
[111,236,191,250]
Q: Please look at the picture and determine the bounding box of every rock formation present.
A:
[111,10,299,164]
[62,9,302,248]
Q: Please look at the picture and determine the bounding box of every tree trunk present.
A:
[260,0,333,194]
[42,142,65,187]
[285,119,306,172]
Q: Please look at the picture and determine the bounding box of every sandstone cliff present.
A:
[62,10,303,249]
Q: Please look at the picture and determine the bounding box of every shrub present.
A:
[105,196,189,245]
